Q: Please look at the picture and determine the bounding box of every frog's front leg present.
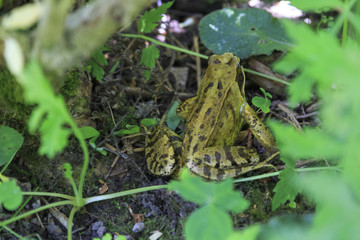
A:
[176,96,197,120]
[240,102,277,152]
[186,146,260,180]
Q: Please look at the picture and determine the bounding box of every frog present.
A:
[145,53,277,180]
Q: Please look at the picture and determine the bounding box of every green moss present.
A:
[61,71,81,98]
[0,67,32,124]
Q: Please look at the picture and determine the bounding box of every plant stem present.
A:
[2,226,23,239]
[243,68,290,86]
[68,118,89,205]
[67,206,79,240]
[121,33,209,59]
[84,184,166,204]
[121,33,290,85]
[0,200,73,227]
[22,191,75,200]
[233,166,341,184]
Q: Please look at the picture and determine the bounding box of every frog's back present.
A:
[181,53,243,162]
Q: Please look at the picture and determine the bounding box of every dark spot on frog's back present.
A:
[198,135,207,141]
[200,123,204,129]
[228,71,231,75]
[204,82,214,93]
[192,144,199,154]
[217,81,223,90]
[206,108,212,115]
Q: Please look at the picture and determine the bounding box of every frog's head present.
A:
[209,52,240,67]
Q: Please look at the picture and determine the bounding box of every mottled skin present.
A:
[146,53,276,180]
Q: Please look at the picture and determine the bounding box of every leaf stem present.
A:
[0,200,73,227]
[22,191,75,200]
[121,33,290,85]
[233,166,341,184]
[67,206,79,240]
[84,184,166,204]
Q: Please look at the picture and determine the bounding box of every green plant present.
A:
[87,47,109,82]
[252,87,272,113]
[2,1,358,239]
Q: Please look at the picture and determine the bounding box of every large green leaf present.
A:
[0,126,24,166]
[185,205,233,240]
[0,178,23,210]
[199,8,291,58]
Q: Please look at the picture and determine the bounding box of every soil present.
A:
[0,1,319,239]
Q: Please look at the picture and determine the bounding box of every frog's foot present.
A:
[186,146,262,180]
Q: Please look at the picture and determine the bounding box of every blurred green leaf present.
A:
[268,121,341,161]
[141,45,160,80]
[169,169,248,212]
[227,225,260,240]
[185,205,233,240]
[301,173,360,240]
[19,61,72,158]
[168,169,212,205]
[0,126,24,167]
[199,8,291,58]
[290,0,343,11]
[272,167,301,210]
[137,1,174,33]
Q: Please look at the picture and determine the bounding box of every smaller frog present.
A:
[145,53,276,180]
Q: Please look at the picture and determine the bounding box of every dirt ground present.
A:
[0,1,318,239]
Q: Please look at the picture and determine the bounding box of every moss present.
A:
[61,71,82,98]
[0,67,32,124]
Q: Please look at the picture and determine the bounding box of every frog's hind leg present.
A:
[187,147,279,180]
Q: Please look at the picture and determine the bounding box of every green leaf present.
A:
[0,178,23,210]
[213,179,249,213]
[252,96,270,113]
[185,205,233,240]
[76,126,106,155]
[19,61,72,158]
[137,1,174,33]
[87,48,108,82]
[88,59,105,83]
[141,118,158,127]
[140,45,160,81]
[268,121,341,162]
[227,225,260,240]
[166,101,181,130]
[0,126,24,167]
[114,126,140,136]
[168,169,212,205]
[92,48,108,66]
[199,8,291,59]
[290,0,343,11]
[77,126,100,139]
[168,169,248,212]
[272,167,301,210]
[257,215,312,240]
[301,173,360,240]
